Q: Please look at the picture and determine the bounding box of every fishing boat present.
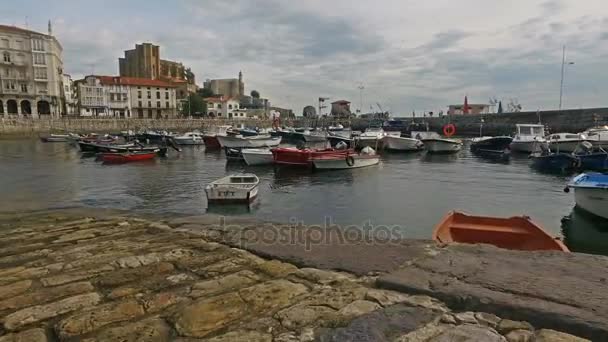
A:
[101,151,157,163]
[565,173,608,220]
[510,124,546,153]
[272,147,353,167]
[173,132,204,145]
[40,134,71,142]
[205,174,260,204]
[202,125,232,150]
[547,133,587,153]
[382,135,423,152]
[574,142,608,171]
[530,143,579,173]
[583,126,608,149]
[327,132,354,149]
[413,131,462,154]
[433,211,569,252]
[242,148,274,166]
[312,147,380,170]
[470,136,513,159]
[217,135,281,149]
[78,141,137,153]
[356,127,386,149]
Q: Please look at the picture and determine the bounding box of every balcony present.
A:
[0,60,27,67]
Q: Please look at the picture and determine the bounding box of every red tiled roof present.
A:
[0,24,50,37]
[96,76,176,87]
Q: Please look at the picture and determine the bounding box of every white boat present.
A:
[382,135,423,152]
[205,174,260,204]
[412,131,462,154]
[312,147,380,170]
[241,148,274,166]
[40,134,71,142]
[217,135,282,148]
[357,127,386,148]
[547,133,587,153]
[565,173,608,220]
[173,132,204,145]
[583,126,608,149]
[510,124,546,153]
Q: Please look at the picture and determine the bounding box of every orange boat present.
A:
[433,211,569,252]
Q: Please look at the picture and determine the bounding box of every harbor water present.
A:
[1,139,607,255]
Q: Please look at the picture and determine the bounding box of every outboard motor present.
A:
[575,141,594,154]
[361,146,376,155]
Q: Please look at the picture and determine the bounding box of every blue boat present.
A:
[565,173,608,220]
[530,152,579,173]
[577,152,608,171]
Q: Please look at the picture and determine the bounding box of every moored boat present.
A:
[40,134,71,142]
[583,126,608,149]
[272,147,353,167]
[205,174,260,204]
[101,151,157,163]
[356,127,385,149]
[565,173,608,220]
[382,135,423,152]
[217,135,281,149]
[202,125,232,150]
[510,124,546,153]
[530,145,579,173]
[174,132,204,145]
[242,148,274,166]
[433,211,569,252]
[414,132,462,154]
[547,133,587,153]
[470,136,513,159]
[312,147,380,170]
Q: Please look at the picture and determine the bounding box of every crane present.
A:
[376,102,383,113]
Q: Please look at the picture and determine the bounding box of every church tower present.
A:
[47,20,52,35]
[238,71,244,97]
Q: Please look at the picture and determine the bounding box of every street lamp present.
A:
[559,45,575,110]
[357,85,364,114]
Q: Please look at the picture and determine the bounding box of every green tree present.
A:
[250,90,260,98]
[197,87,214,98]
[182,93,207,116]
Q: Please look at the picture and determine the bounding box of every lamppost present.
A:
[357,84,364,114]
[559,45,575,110]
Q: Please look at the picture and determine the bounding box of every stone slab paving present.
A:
[0,210,592,341]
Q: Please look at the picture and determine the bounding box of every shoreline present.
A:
[0,207,602,340]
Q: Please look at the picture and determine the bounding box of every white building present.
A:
[62,74,77,115]
[75,75,178,118]
[0,23,64,117]
[205,96,247,119]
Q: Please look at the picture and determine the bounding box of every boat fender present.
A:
[443,124,456,137]
[563,186,570,193]
[346,155,355,166]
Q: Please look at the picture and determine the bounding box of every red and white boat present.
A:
[202,125,232,150]
[101,151,157,163]
[312,147,380,170]
[271,147,353,167]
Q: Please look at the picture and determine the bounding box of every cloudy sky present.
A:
[2,0,608,115]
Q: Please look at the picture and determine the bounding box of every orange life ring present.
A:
[443,124,456,137]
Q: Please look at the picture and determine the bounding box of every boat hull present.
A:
[510,140,543,153]
[573,188,608,220]
[101,152,156,163]
[272,148,352,167]
[356,137,383,149]
[422,139,462,154]
[242,149,274,166]
[382,136,422,152]
[203,136,222,149]
[174,137,204,145]
[549,140,585,153]
[313,155,379,170]
[577,153,608,171]
[205,186,259,204]
[217,135,281,149]
[530,153,579,172]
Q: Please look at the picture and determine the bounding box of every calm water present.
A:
[1,139,607,254]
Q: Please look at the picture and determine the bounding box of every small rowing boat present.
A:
[433,211,569,252]
[101,151,157,163]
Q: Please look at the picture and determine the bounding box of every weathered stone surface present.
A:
[190,270,260,298]
[0,328,47,342]
[205,330,272,342]
[0,267,49,286]
[0,280,32,301]
[0,281,94,312]
[295,268,352,285]
[56,299,145,338]
[52,229,97,243]
[338,300,382,319]
[96,262,174,287]
[455,311,479,325]
[83,317,171,342]
[141,291,186,313]
[254,260,298,278]
[318,304,439,342]
[239,279,308,313]
[430,324,506,341]
[535,329,591,342]
[113,253,162,268]
[497,319,534,334]
[41,264,114,286]
[476,312,501,327]
[166,273,194,284]
[364,289,412,307]
[3,292,101,330]
[440,313,457,325]
[276,302,336,330]
[171,292,248,337]
[0,249,53,265]
[395,323,448,342]
[506,329,535,342]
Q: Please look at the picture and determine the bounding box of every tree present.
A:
[181,93,207,116]
[197,87,214,98]
[250,90,260,99]
[506,98,522,113]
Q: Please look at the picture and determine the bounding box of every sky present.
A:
[2,0,608,115]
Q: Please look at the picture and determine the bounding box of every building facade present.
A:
[62,74,77,115]
[203,71,244,98]
[447,104,490,115]
[0,23,64,118]
[331,100,352,117]
[75,75,178,118]
[205,96,243,118]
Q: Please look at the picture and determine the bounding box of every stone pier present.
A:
[0,209,597,341]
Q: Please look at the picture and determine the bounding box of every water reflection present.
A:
[562,206,608,254]
[420,152,461,163]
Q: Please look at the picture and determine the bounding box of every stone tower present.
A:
[47,20,52,35]
[238,71,244,97]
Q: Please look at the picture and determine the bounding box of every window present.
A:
[3,52,10,63]
[218,104,222,109]
[5,81,15,90]
[165,92,169,99]
[229,104,233,109]
[166,101,169,108]
[34,67,47,79]
[1,39,8,48]
[15,40,23,50]
[33,53,46,65]
[148,109,152,118]
[157,101,161,108]
[138,91,142,99]
[148,101,151,108]
[147,91,151,99]
[32,39,44,51]
[110,94,114,101]
[138,101,142,107]
[156,91,160,99]
[123,94,128,101]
